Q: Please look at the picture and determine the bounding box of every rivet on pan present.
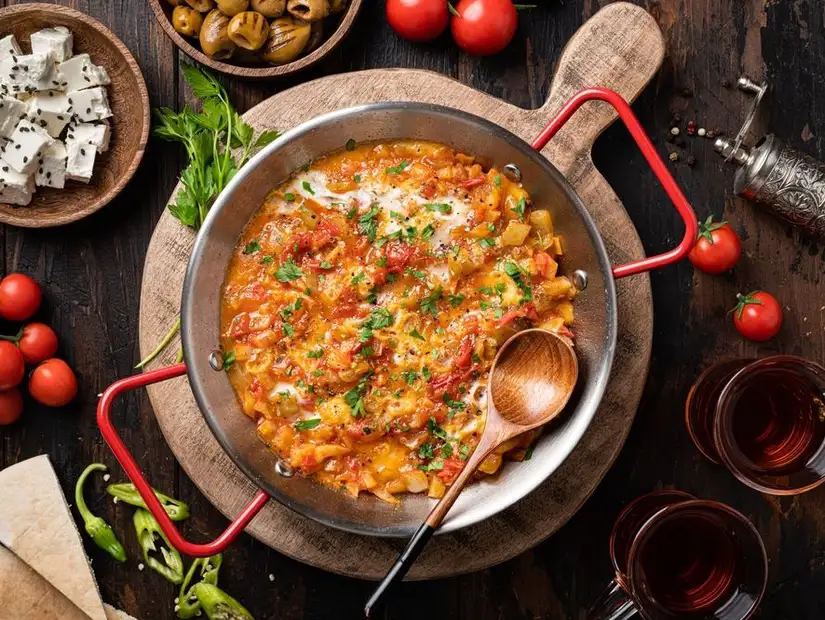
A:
[208,350,223,371]
[275,460,294,478]
[503,163,522,183]
[571,270,588,291]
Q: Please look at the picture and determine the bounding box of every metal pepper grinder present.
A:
[714,77,825,238]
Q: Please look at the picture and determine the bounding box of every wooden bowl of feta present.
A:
[0,4,150,228]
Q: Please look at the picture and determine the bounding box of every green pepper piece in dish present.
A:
[191,583,254,620]
[74,464,127,563]
[133,508,185,584]
[106,482,191,521]
[177,554,223,619]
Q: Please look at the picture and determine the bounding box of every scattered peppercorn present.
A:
[698,128,707,137]
[669,152,679,162]
[670,127,680,136]
[686,121,697,136]
[686,155,697,167]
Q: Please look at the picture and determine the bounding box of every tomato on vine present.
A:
[733,291,782,342]
[688,216,742,274]
[0,273,42,322]
[450,0,532,56]
[29,358,78,407]
[0,388,23,426]
[386,0,450,42]
[0,341,25,390]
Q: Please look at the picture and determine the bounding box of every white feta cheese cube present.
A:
[57,54,110,92]
[27,91,72,137]
[68,87,111,122]
[0,97,27,138]
[0,53,56,95]
[65,140,96,183]
[0,35,23,60]
[0,161,35,205]
[35,140,67,189]
[30,27,74,63]
[66,120,110,153]
[4,119,52,174]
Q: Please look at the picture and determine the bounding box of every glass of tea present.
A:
[588,491,768,620]
[686,355,825,494]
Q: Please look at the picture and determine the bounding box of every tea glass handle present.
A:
[531,87,698,280]
[587,580,638,620]
[96,363,270,557]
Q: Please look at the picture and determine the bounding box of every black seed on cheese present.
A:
[22,156,27,163]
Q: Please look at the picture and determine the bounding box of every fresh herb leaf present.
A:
[376,256,388,267]
[260,255,274,264]
[254,129,281,148]
[459,444,470,460]
[294,418,321,431]
[353,174,362,182]
[479,237,496,249]
[243,239,261,254]
[420,286,443,317]
[422,366,431,380]
[401,370,419,385]
[344,372,372,417]
[442,443,453,457]
[319,261,333,269]
[427,417,448,440]
[307,349,324,359]
[494,174,502,188]
[385,161,410,175]
[409,328,426,341]
[503,261,533,302]
[417,459,444,472]
[282,323,295,337]
[442,393,466,411]
[351,272,366,285]
[448,294,465,308]
[421,224,435,240]
[524,442,537,460]
[275,257,303,282]
[284,192,296,202]
[358,206,381,242]
[222,350,235,370]
[419,443,434,459]
[514,197,526,221]
[359,307,394,341]
[424,203,451,214]
[302,181,315,195]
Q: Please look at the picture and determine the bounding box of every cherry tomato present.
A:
[0,388,23,425]
[0,273,42,321]
[17,323,59,365]
[688,217,742,274]
[451,0,518,56]
[0,341,25,390]
[733,291,782,342]
[386,0,449,43]
[29,358,78,407]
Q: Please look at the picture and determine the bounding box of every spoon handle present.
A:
[364,435,498,617]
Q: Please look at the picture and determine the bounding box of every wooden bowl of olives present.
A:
[149,0,362,79]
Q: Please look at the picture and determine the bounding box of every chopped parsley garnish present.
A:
[294,418,321,431]
[478,237,496,249]
[319,261,333,269]
[422,366,431,380]
[421,224,435,240]
[442,443,453,457]
[307,349,324,359]
[514,197,526,221]
[448,293,465,307]
[427,417,448,440]
[451,245,461,258]
[488,223,496,233]
[393,389,403,398]
[376,256,388,267]
[405,267,427,280]
[359,307,394,341]
[260,255,274,264]
[275,257,303,282]
[360,346,374,357]
[401,370,419,385]
[472,352,482,364]
[503,261,533,302]
[419,443,434,459]
[442,393,466,411]
[494,175,502,188]
[357,205,381,242]
[477,286,494,295]
[480,301,490,310]
[424,203,451,214]
[243,239,261,254]
[351,272,366,285]
[417,459,444,472]
[284,192,296,202]
[221,350,235,370]
[390,210,405,221]
[279,298,303,320]
[524,442,537,461]
[346,206,357,219]
[302,180,315,195]
[345,138,357,151]
[420,286,443,317]
[459,444,471,460]
[282,323,295,337]
[409,328,425,341]
[495,282,505,295]
[353,174,362,182]
[344,372,372,417]
[385,161,410,175]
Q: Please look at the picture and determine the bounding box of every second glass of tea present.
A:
[686,355,825,494]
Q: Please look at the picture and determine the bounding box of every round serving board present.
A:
[139,2,661,580]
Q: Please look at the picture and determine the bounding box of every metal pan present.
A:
[97,89,697,556]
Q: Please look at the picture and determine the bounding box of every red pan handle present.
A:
[97,363,269,557]
[531,87,698,279]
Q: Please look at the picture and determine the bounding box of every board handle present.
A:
[97,363,269,557]
[532,88,698,279]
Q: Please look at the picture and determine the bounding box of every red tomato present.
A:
[0,273,42,322]
[386,0,449,43]
[0,388,23,425]
[454,335,474,369]
[17,323,59,365]
[733,291,782,342]
[29,358,78,407]
[451,0,518,56]
[688,217,742,274]
[0,342,25,390]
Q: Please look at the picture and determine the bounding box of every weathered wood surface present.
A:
[137,1,658,581]
[2,0,825,618]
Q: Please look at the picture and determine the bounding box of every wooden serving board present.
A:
[138,2,661,580]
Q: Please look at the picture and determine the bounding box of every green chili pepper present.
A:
[191,583,254,620]
[133,508,185,584]
[177,554,223,619]
[106,482,191,521]
[74,464,127,563]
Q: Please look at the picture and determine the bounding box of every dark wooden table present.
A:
[2,0,824,618]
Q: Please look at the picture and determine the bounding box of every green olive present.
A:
[185,0,216,11]
[260,16,310,65]
[328,0,347,13]
[305,20,323,54]
[286,0,329,22]
[227,11,269,50]
[199,9,236,59]
[216,0,249,15]
[172,5,204,36]
[250,0,286,18]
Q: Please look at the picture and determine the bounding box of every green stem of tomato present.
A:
[448,2,460,17]
[0,327,24,344]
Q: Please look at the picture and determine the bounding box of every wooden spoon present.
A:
[365,328,579,617]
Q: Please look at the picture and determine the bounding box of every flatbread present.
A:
[0,545,89,620]
[0,456,108,620]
